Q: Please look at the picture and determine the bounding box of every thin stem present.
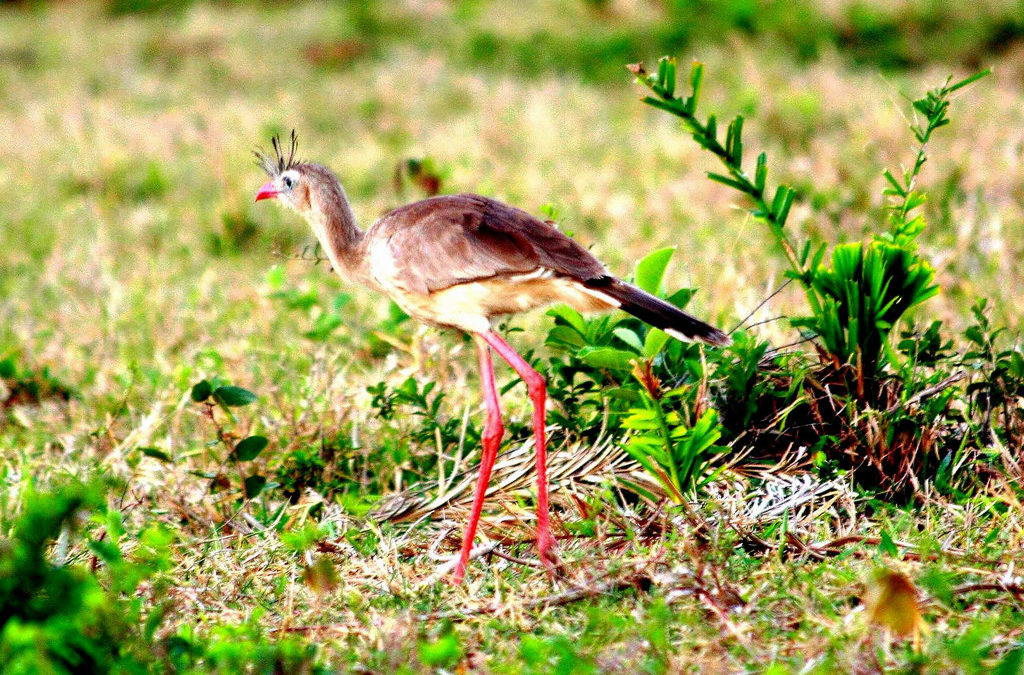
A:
[631,61,805,281]
[650,397,680,493]
[893,70,990,223]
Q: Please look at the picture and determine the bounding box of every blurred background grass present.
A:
[2,0,1024,669]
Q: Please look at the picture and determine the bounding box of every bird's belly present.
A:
[409,276,615,333]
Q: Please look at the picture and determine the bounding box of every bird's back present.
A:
[366,194,605,295]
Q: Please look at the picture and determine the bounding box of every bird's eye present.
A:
[282,175,294,189]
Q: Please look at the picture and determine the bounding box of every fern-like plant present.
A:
[622,360,725,502]
[794,240,938,394]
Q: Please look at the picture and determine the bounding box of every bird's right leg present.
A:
[481,330,558,574]
[451,334,505,585]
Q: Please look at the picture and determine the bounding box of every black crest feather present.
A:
[254,130,300,176]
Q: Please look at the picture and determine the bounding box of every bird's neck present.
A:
[307,178,367,282]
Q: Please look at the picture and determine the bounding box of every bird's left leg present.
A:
[481,330,558,572]
[451,334,504,585]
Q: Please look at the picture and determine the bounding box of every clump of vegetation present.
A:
[622,59,1006,500]
[522,60,1011,505]
[0,353,75,410]
[0,479,326,673]
[189,378,272,503]
[540,243,727,496]
[0,480,145,673]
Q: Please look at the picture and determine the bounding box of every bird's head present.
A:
[253,130,312,212]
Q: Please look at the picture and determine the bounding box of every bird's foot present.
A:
[450,562,467,587]
[537,533,564,581]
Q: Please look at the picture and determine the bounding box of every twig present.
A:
[490,547,545,569]
[416,569,653,621]
[419,541,501,586]
[764,334,817,358]
[951,582,1024,597]
[884,371,969,413]
[729,279,792,334]
[744,315,787,329]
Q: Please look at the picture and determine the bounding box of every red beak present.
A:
[255,181,280,202]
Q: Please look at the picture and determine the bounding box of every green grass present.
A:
[2,1,1024,672]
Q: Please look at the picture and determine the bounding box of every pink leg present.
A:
[481,330,557,572]
[451,334,504,585]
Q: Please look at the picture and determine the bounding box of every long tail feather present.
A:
[582,276,731,346]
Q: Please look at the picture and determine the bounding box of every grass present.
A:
[2,0,1024,672]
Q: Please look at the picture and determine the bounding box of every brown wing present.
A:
[368,194,605,294]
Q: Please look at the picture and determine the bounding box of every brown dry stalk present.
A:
[415,568,657,622]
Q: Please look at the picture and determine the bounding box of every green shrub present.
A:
[0,479,327,674]
[628,58,992,498]
[0,480,163,673]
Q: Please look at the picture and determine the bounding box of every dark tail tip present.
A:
[695,325,732,347]
[585,277,731,347]
[663,318,732,347]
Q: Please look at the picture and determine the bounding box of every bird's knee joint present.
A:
[483,420,504,445]
[524,372,546,393]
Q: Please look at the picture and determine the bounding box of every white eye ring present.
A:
[282,174,294,189]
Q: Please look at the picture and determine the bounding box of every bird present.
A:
[253,131,730,585]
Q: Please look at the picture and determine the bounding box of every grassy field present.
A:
[2,1,1024,672]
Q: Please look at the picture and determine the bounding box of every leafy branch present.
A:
[628,59,802,279]
[631,58,988,385]
[881,69,990,245]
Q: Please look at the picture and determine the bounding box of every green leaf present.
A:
[140,447,171,462]
[304,313,343,341]
[144,602,171,642]
[613,327,643,353]
[726,115,744,164]
[545,325,586,350]
[644,328,671,357]
[546,304,587,335]
[755,152,767,192]
[634,246,675,295]
[665,287,695,309]
[0,357,16,379]
[878,530,899,557]
[105,508,125,544]
[243,475,267,498]
[995,644,1024,675]
[578,346,636,372]
[603,386,642,403]
[419,632,463,668]
[707,171,750,193]
[213,385,258,407]
[233,435,268,461]
[641,95,686,117]
[946,68,990,94]
[190,379,212,402]
[882,169,905,196]
[387,299,409,323]
[773,186,795,224]
[88,538,122,566]
[264,264,286,290]
[688,61,704,111]
[663,57,676,98]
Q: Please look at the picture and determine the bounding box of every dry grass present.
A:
[2,0,1024,671]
